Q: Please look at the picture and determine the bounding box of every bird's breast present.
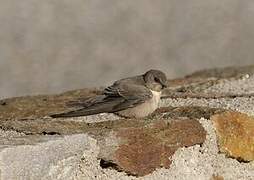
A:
[116,90,161,118]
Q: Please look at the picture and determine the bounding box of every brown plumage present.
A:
[51,69,167,118]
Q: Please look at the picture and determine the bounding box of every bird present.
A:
[51,69,167,118]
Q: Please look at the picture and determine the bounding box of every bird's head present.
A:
[143,69,167,92]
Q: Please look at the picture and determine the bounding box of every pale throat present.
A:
[146,83,163,92]
[151,90,161,97]
[150,90,161,106]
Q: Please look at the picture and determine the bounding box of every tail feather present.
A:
[50,108,103,118]
[50,97,123,118]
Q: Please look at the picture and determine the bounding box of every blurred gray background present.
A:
[0,0,254,98]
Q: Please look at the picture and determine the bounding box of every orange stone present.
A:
[211,111,254,161]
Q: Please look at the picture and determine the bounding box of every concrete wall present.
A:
[0,0,254,98]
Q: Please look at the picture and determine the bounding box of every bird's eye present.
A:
[154,77,160,83]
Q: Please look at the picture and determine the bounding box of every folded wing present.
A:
[51,83,152,118]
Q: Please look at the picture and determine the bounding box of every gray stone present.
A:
[0,134,91,180]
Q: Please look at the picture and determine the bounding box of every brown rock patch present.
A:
[211,174,224,180]
[0,88,101,120]
[211,111,254,162]
[103,119,206,176]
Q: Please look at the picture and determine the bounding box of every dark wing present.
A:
[103,83,152,111]
[51,83,152,118]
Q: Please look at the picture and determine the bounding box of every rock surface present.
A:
[211,111,254,162]
[0,134,93,180]
[0,65,254,179]
[0,88,101,120]
[99,118,206,176]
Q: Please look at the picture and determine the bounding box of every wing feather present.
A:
[51,82,152,118]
